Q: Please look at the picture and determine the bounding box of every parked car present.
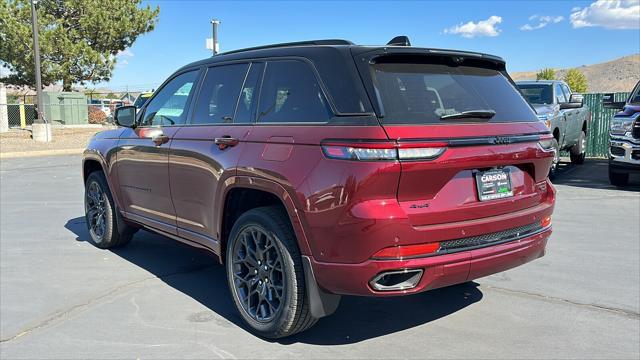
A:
[132,92,153,111]
[83,37,556,338]
[603,81,640,186]
[516,80,591,178]
[88,99,112,118]
[109,100,125,113]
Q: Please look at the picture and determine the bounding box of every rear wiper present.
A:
[440,110,496,121]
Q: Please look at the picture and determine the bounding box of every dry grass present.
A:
[0,127,115,154]
[510,54,640,93]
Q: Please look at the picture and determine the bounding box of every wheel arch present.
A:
[217,176,312,263]
[83,158,104,183]
[82,151,123,210]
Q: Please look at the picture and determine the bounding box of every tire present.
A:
[609,168,629,187]
[84,171,136,248]
[548,138,560,180]
[226,206,317,338]
[570,130,587,165]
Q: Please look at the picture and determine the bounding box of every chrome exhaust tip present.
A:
[369,269,423,291]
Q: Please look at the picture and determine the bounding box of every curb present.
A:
[0,148,84,159]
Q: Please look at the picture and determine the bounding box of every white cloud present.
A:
[444,16,502,38]
[520,15,564,31]
[570,0,640,29]
[115,49,134,68]
[116,49,135,58]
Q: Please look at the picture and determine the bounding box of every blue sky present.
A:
[102,0,640,91]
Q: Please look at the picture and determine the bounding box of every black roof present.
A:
[178,38,505,71]
[174,38,507,115]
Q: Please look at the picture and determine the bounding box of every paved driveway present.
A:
[1,156,638,359]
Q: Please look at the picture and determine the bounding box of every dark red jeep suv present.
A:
[82,37,556,338]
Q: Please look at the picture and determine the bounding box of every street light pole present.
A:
[30,0,51,142]
[211,19,220,55]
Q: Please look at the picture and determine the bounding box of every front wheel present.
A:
[570,130,587,165]
[84,171,136,248]
[226,206,317,338]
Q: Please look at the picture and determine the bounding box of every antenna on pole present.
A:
[209,19,221,55]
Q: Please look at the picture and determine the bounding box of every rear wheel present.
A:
[609,168,629,187]
[226,206,317,338]
[570,130,587,165]
[84,171,136,248]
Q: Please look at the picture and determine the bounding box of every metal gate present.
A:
[583,92,630,158]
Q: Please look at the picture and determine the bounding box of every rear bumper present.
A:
[310,227,550,296]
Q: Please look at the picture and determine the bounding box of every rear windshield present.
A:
[371,63,537,124]
[517,84,554,105]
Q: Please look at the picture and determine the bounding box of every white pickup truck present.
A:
[516,80,591,178]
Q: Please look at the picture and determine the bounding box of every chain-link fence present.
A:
[1,89,152,128]
[0,103,119,128]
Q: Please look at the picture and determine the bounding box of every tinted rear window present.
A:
[371,63,537,124]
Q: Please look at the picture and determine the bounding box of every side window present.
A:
[555,83,567,103]
[257,60,332,123]
[561,84,572,101]
[234,63,264,123]
[142,70,199,126]
[192,64,249,125]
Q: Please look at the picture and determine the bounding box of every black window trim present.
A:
[137,67,204,128]
[140,56,378,128]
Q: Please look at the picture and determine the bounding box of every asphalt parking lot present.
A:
[1,155,639,359]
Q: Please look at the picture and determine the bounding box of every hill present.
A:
[510,54,640,93]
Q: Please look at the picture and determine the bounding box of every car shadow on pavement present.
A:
[65,216,483,345]
[552,158,640,191]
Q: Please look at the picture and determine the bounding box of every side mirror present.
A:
[560,94,584,109]
[114,106,137,128]
[602,93,626,110]
[569,93,583,105]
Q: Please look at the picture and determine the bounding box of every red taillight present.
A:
[541,216,552,228]
[321,143,397,161]
[372,242,441,259]
[321,140,447,161]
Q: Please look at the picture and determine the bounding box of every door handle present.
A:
[214,136,239,150]
[151,134,169,146]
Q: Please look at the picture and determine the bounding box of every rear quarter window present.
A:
[257,60,332,123]
[371,63,537,125]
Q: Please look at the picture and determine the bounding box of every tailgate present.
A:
[355,52,554,226]
[386,123,552,226]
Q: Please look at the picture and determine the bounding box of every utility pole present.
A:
[211,19,220,55]
[30,0,51,142]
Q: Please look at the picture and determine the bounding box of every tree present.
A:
[564,68,588,93]
[536,68,556,80]
[0,0,159,91]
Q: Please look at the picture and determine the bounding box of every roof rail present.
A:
[219,39,354,56]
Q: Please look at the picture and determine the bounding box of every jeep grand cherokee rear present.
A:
[83,37,555,339]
